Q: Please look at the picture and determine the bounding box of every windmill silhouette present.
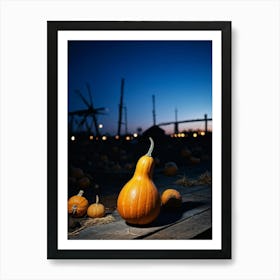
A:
[69,83,107,136]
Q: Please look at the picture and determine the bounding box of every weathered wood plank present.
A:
[68,184,212,240]
[144,209,212,239]
[69,199,211,240]
[188,187,212,198]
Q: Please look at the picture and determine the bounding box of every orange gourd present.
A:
[87,195,105,218]
[164,162,178,176]
[180,147,192,159]
[68,190,89,217]
[70,167,84,179]
[189,156,200,164]
[117,137,161,225]
[161,189,182,209]
[77,176,91,188]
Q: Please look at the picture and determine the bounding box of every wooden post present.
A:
[152,94,156,126]
[204,114,208,133]
[117,78,125,136]
[174,108,179,134]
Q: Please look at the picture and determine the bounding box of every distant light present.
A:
[115,135,120,140]
[200,131,206,136]
[193,132,198,138]
[102,136,107,141]
[133,133,138,138]
[181,133,185,137]
[99,124,103,128]
[89,135,94,140]
[125,136,130,141]
[71,136,75,141]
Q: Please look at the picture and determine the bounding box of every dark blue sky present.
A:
[68,40,212,135]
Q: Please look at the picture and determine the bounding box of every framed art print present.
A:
[47,21,231,259]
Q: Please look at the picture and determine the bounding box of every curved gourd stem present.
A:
[77,190,84,197]
[146,137,154,157]
[96,195,99,204]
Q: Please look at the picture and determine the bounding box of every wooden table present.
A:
[69,173,212,240]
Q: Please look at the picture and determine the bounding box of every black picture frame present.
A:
[47,21,231,259]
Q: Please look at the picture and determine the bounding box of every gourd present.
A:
[189,156,200,164]
[70,167,84,179]
[87,195,105,218]
[180,147,192,159]
[117,137,161,225]
[68,190,89,217]
[77,176,91,188]
[161,189,182,209]
[164,162,178,176]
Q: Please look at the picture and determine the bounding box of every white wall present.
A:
[0,0,279,279]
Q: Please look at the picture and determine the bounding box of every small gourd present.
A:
[70,167,84,179]
[117,137,161,225]
[189,156,200,165]
[77,176,91,188]
[68,190,89,217]
[87,195,105,218]
[161,189,182,209]
[164,162,178,176]
[180,147,192,159]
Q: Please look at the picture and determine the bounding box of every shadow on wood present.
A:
[126,201,206,228]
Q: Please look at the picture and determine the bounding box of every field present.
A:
[67,131,212,238]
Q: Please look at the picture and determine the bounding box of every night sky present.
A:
[68,40,212,135]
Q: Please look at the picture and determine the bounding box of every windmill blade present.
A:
[94,107,108,115]
[69,109,90,116]
[93,112,107,116]
[85,82,94,107]
[75,89,91,108]
[94,107,106,112]
[74,118,80,132]
[77,114,89,129]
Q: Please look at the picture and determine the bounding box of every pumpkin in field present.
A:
[87,195,105,218]
[117,137,161,225]
[180,147,192,159]
[77,176,91,188]
[161,189,182,209]
[164,162,178,176]
[68,190,89,217]
[70,167,84,179]
[189,156,200,165]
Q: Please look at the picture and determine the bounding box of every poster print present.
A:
[47,21,231,259]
